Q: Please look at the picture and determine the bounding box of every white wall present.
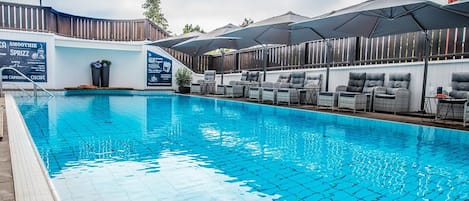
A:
[0,29,192,91]
[214,59,469,112]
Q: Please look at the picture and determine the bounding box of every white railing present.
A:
[0,67,54,97]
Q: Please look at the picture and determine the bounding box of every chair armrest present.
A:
[336,85,347,92]
[374,86,387,95]
[394,88,410,97]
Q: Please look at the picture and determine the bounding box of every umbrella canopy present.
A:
[290,0,469,111]
[147,32,202,48]
[222,11,310,48]
[172,24,251,84]
[221,11,310,81]
[172,24,250,56]
[291,0,469,42]
[445,0,469,14]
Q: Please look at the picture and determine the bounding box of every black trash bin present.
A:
[101,60,111,87]
[90,62,102,87]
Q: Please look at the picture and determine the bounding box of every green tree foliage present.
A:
[142,0,169,31]
[183,24,205,34]
[240,18,254,27]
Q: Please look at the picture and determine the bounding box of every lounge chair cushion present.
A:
[319,92,335,96]
[277,74,291,83]
[304,74,322,88]
[439,98,467,104]
[375,93,396,99]
[346,72,366,92]
[290,72,306,88]
[363,73,385,93]
[450,72,469,99]
[247,71,260,82]
[204,70,216,81]
[274,82,290,88]
[339,92,361,97]
[388,73,411,89]
[240,71,249,81]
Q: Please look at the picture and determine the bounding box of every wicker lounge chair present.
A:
[337,73,385,112]
[219,71,249,96]
[436,72,469,121]
[260,73,291,104]
[299,74,323,105]
[336,72,368,112]
[191,70,216,94]
[373,73,411,114]
[276,72,306,105]
[318,72,366,110]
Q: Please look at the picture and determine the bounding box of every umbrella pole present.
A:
[221,49,225,85]
[420,31,430,112]
[263,45,268,81]
[325,39,333,92]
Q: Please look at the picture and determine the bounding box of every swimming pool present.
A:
[15,93,468,201]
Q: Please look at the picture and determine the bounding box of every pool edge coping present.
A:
[5,94,60,201]
[179,93,469,134]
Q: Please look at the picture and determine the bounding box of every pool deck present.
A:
[201,94,469,131]
[0,97,14,201]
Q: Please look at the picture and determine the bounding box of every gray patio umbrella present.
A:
[172,24,253,84]
[147,31,202,48]
[290,0,469,110]
[222,11,310,81]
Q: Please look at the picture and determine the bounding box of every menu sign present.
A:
[0,39,47,82]
[147,51,172,86]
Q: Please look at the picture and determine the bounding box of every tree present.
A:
[142,0,169,31]
[240,18,254,27]
[183,24,205,34]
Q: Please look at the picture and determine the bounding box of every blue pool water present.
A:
[15,93,469,201]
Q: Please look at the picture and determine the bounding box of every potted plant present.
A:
[175,68,192,93]
[90,61,102,87]
[100,60,112,87]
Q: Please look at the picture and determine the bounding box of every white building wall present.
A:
[218,59,469,112]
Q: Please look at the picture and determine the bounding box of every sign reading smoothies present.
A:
[0,39,47,82]
[147,51,172,86]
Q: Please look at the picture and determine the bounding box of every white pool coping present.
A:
[5,94,60,201]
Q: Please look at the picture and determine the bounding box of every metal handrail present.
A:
[0,67,54,97]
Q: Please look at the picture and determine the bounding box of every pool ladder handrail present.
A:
[0,66,54,97]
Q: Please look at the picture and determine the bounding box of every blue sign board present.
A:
[147,51,172,86]
[0,39,47,82]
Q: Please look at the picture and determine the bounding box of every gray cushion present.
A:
[339,92,361,97]
[277,74,291,83]
[290,72,306,88]
[386,88,400,95]
[204,70,216,81]
[274,82,290,88]
[262,82,274,88]
[240,71,249,81]
[363,73,385,93]
[247,71,260,82]
[388,73,411,89]
[449,91,468,99]
[304,74,322,88]
[346,72,366,93]
[319,92,334,96]
[375,94,396,99]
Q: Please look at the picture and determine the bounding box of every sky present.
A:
[9,0,449,35]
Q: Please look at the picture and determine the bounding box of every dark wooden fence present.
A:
[208,27,469,74]
[0,1,169,41]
